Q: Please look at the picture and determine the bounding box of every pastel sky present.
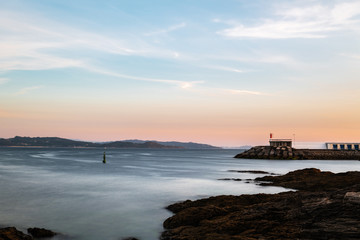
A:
[1,0,360,147]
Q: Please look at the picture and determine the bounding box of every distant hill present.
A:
[223,145,252,150]
[101,141,180,149]
[0,136,97,147]
[0,136,221,149]
[0,136,180,149]
[122,140,221,149]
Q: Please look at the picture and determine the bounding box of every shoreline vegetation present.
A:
[161,168,360,240]
[235,146,360,160]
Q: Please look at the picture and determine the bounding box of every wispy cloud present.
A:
[207,65,249,73]
[208,53,300,68]
[14,86,43,96]
[0,9,182,72]
[195,87,268,98]
[217,1,360,39]
[84,65,264,95]
[223,89,264,96]
[144,22,187,36]
[0,8,202,92]
[88,67,204,89]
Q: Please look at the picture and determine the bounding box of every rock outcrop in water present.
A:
[235,146,360,160]
[161,168,360,240]
[27,227,57,238]
[0,227,32,240]
[0,227,57,240]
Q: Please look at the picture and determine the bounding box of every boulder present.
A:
[0,227,32,240]
[27,228,56,238]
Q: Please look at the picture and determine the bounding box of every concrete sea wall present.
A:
[235,146,360,160]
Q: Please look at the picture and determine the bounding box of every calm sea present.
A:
[0,147,359,240]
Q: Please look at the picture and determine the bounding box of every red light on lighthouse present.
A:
[270,133,273,139]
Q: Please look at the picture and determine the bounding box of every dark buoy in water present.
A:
[103,152,106,164]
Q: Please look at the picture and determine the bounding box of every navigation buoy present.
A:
[103,152,106,164]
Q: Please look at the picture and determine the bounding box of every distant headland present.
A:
[0,136,221,149]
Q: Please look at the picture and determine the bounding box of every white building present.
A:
[326,143,360,150]
[269,139,292,148]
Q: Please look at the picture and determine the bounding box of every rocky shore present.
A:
[161,168,360,240]
[235,146,360,160]
[0,227,57,240]
[0,227,141,240]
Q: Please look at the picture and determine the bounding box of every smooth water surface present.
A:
[0,148,359,240]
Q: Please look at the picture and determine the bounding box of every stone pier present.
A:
[235,146,360,160]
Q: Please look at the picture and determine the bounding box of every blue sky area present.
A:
[1,0,360,146]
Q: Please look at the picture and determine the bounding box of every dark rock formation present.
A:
[161,168,360,240]
[228,170,272,174]
[218,178,242,181]
[0,227,32,240]
[235,146,360,160]
[0,227,59,240]
[27,228,57,238]
[257,168,360,191]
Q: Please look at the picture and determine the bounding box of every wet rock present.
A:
[0,227,32,240]
[27,228,56,238]
[228,170,271,174]
[256,168,360,191]
[218,178,242,181]
[163,205,227,229]
[161,168,360,240]
[344,192,360,203]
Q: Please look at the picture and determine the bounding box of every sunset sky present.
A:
[1,0,360,147]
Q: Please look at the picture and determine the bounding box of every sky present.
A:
[0,0,360,147]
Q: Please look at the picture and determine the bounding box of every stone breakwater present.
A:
[161,168,360,240]
[234,146,360,160]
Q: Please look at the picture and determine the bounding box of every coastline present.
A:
[161,168,360,240]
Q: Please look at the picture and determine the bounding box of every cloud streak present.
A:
[87,66,265,96]
[0,9,205,92]
[88,67,204,89]
[144,22,186,36]
[217,2,360,39]
[0,9,182,72]
[14,86,43,96]
[225,89,263,95]
[207,65,249,73]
